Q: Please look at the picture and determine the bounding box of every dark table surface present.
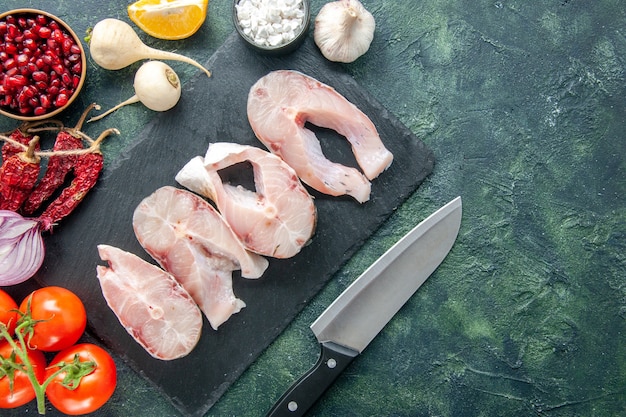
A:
[1,1,625,416]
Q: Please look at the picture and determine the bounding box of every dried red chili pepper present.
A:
[21,105,97,215]
[1,124,38,162]
[0,137,41,211]
[38,128,118,231]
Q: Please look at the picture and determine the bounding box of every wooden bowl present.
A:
[0,9,87,121]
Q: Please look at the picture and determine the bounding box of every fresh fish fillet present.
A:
[132,186,269,330]
[176,142,317,259]
[246,70,393,203]
[96,244,202,360]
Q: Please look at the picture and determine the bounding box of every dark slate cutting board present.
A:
[31,33,434,416]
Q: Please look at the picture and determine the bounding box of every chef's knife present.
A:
[266,196,462,417]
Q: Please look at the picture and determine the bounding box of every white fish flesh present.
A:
[96,244,202,360]
[246,70,393,203]
[132,186,269,330]
[176,142,316,258]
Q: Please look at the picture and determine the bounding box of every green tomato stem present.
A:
[0,322,47,414]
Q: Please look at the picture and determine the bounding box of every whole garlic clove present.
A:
[314,0,375,63]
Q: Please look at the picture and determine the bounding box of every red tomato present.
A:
[0,289,18,336]
[45,343,116,415]
[0,340,46,408]
[19,286,87,352]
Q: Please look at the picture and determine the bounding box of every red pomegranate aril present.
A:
[52,63,65,75]
[37,25,51,39]
[16,53,29,65]
[61,71,72,86]
[28,97,39,108]
[3,57,16,70]
[4,67,18,77]
[47,85,59,96]
[4,42,17,55]
[5,75,28,88]
[32,70,48,82]
[33,106,46,115]
[71,62,82,75]
[18,103,33,114]
[26,62,38,73]
[0,21,7,35]
[54,92,69,107]
[72,74,80,89]
[35,15,47,25]
[17,17,28,29]
[23,38,38,51]
[34,80,47,91]
[39,93,51,108]
[7,23,19,39]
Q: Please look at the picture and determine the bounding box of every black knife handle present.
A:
[265,342,359,417]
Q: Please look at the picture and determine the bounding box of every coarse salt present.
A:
[236,0,305,47]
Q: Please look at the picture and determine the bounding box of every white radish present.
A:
[88,61,182,122]
[88,18,211,77]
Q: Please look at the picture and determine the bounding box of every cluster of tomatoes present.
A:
[0,286,116,415]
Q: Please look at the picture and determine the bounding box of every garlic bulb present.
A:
[314,0,375,63]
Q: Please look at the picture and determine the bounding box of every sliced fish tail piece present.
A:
[246,70,393,203]
[96,244,203,360]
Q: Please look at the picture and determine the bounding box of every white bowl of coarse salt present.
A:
[233,0,311,54]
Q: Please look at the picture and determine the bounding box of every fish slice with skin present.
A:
[132,186,269,330]
[247,70,393,203]
[96,244,202,360]
[176,142,317,259]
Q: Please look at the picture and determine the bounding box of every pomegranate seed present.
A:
[3,57,16,70]
[23,38,38,51]
[5,75,28,88]
[17,17,28,29]
[71,62,82,74]
[31,71,48,82]
[54,92,68,107]
[61,71,72,86]
[35,80,48,90]
[33,106,47,115]
[4,42,17,55]
[52,63,65,75]
[37,25,51,39]
[4,67,18,77]
[16,53,29,66]
[26,62,38,73]
[0,22,7,35]
[28,97,39,108]
[36,15,47,25]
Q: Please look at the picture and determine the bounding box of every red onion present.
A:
[0,210,44,285]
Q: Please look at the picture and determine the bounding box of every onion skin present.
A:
[0,210,44,286]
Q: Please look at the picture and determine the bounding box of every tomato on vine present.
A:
[45,343,117,415]
[19,286,87,352]
[0,289,18,336]
[0,340,46,409]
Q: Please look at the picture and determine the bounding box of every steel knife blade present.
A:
[266,196,463,417]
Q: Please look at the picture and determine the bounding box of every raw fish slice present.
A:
[247,70,393,203]
[96,244,202,360]
[176,142,317,258]
[133,186,269,330]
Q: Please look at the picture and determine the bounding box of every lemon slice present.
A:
[128,0,208,40]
